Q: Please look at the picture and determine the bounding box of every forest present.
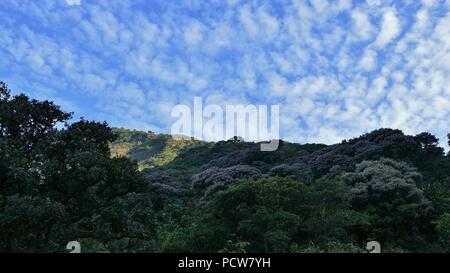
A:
[0,80,449,253]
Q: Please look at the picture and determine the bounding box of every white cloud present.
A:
[184,20,205,46]
[1,0,449,148]
[374,9,401,48]
[359,49,377,71]
[351,9,375,41]
[239,5,258,37]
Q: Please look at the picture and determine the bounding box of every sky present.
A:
[0,0,449,146]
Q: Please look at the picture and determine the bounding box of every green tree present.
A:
[190,177,367,252]
[434,213,450,246]
[343,158,433,250]
[0,81,155,252]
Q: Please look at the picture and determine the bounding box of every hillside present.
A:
[110,128,205,171]
[2,80,449,253]
[109,128,450,252]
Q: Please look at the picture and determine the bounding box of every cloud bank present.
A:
[0,0,449,147]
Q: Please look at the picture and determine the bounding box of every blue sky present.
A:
[0,0,449,146]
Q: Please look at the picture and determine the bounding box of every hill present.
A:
[109,127,450,252]
[110,128,205,170]
[2,80,449,253]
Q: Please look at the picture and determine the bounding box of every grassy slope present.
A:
[110,128,207,171]
[110,127,328,173]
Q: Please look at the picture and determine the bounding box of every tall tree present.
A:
[0,81,155,252]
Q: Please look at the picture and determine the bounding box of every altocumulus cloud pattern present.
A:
[0,0,449,146]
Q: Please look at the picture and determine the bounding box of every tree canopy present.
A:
[0,81,155,252]
[1,80,449,253]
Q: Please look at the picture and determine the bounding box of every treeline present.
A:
[0,81,449,252]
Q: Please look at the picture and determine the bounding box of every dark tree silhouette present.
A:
[0,81,155,252]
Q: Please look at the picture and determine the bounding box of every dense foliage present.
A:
[0,82,155,252]
[1,81,449,252]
